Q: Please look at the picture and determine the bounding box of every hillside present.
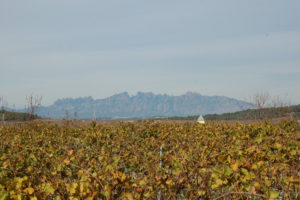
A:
[37,92,254,119]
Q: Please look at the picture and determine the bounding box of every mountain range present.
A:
[37,92,254,119]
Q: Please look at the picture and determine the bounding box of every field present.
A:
[0,120,299,199]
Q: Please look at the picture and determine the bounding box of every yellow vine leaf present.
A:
[43,183,55,195]
[166,179,173,185]
[124,192,134,200]
[231,162,239,172]
[268,190,279,200]
[67,150,74,156]
[120,173,126,182]
[211,179,223,189]
[139,180,146,186]
[23,187,34,195]
[68,183,78,195]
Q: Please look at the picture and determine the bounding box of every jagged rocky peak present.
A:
[54,96,94,105]
[38,92,254,119]
[108,92,130,100]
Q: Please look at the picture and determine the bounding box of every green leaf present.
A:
[254,136,263,144]
[224,166,233,176]
[43,183,55,195]
[241,168,249,175]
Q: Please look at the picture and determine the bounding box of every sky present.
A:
[1,0,300,108]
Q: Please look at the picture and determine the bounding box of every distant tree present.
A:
[0,97,2,110]
[271,95,293,119]
[12,104,16,112]
[26,94,42,120]
[64,109,70,120]
[251,92,293,119]
[0,97,8,122]
[252,92,270,119]
[271,95,284,108]
[0,97,3,111]
[253,92,270,109]
[0,96,8,111]
[74,111,78,120]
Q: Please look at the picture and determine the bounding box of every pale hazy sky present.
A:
[1,0,300,108]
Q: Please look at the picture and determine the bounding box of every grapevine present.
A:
[0,120,299,199]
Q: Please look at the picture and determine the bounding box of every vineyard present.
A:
[0,120,299,199]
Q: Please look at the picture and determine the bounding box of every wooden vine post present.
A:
[157,145,163,200]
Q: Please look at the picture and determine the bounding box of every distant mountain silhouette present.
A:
[38,92,254,119]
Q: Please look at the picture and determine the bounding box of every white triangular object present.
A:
[197,115,205,124]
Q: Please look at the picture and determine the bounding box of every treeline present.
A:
[205,104,300,121]
[164,104,300,121]
[0,94,42,121]
[0,110,38,121]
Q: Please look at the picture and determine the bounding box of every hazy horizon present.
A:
[2,90,254,109]
[0,91,292,110]
[1,0,300,108]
